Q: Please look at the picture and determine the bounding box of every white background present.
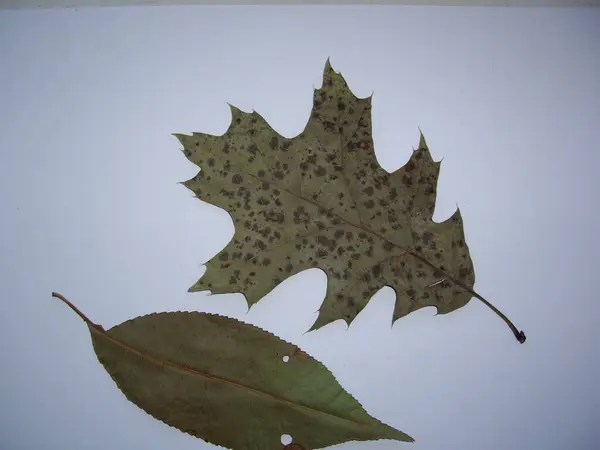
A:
[1,6,598,450]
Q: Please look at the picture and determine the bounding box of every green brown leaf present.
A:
[176,59,525,342]
[52,292,413,449]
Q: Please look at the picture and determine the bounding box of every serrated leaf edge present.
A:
[52,292,414,448]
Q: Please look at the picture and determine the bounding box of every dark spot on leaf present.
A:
[257,197,270,206]
[265,211,285,224]
[323,121,335,132]
[314,166,326,177]
[422,232,433,246]
[372,264,381,278]
[459,267,470,279]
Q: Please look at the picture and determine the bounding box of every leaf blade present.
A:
[179,60,476,331]
[86,310,413,449]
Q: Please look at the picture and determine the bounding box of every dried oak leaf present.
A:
[52,292,413,449]
[176,60,523,339]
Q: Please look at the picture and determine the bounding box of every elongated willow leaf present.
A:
[52,292,413,449]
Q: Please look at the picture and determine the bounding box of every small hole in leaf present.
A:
[283,356,290,363]
[281,434,293,445]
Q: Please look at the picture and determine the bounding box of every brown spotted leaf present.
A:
[177,59,476,332]
[52,292,413,449]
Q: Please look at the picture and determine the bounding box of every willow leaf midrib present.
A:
[90,315,379,430]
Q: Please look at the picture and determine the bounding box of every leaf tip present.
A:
[453,203,462,216]
[417,128,428,150]
[322,57,340,84]
[379,424,416,443]
[172,132,191,144]
[227,102,242,115]
[306,322,319,333]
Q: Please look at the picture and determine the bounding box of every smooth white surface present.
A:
[1,6,599,450]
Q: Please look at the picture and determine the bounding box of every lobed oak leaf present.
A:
[177,59,524,342]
